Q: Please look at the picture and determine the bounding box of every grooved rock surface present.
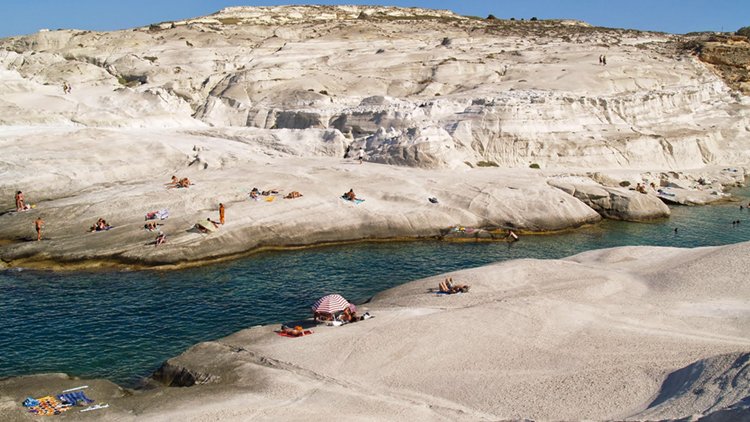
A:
[0,5,748,267]
[548,176,671,221]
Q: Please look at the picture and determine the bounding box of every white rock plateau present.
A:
[1,6,748,267]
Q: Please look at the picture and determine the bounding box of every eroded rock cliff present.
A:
[2,5,749,169]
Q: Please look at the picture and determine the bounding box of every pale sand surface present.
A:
[1,242,748,420]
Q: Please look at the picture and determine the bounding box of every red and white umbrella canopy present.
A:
[311,294,350,314]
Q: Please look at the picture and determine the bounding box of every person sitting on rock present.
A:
[340,305,358,323]
[91,218,111,232]
[155,231,166,247]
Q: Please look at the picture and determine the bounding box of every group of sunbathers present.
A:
[439,277,470,294]
[165,175,192,189]
[249,187,280,199]
[89,218,111,232]
[314,306,370,324]
[144,221,161,231]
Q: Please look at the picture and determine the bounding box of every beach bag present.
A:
[23,397,39,407]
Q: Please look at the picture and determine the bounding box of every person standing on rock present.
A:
[15,190,25,211]
[34,216,44,241]
[219,203,225,225]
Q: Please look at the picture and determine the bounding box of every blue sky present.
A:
[2,1,748,38]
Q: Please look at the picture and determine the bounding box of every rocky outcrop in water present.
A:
[548,176,671,221]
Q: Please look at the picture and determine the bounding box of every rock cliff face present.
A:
[689,34,750,94]
[0,7,749,268]
[2,5,749,169]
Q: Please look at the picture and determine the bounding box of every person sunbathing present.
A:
[178,177,192,188]
[439,277,470,294]
[144,221,158,231]
[280,325,306,337]
[165,175,178,186]
[343,189,357,201]
[285,191,303,199]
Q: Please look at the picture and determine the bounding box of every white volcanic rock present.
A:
[4,242,746,420]
[1,5,749,169]
[0,5,749,266]
[549,176,670,221]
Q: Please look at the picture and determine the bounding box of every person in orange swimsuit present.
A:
[219,203,225,225]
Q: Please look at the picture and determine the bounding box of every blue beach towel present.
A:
[341,196,365,204]
[58,391,94,406]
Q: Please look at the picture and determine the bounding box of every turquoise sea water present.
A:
[1,188,749,387]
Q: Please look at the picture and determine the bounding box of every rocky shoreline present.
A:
[2,241,749,420]
[0,153,744,271]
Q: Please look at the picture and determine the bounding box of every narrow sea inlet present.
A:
[2,188,749,387]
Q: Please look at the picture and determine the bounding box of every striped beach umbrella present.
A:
[311,294,350,314]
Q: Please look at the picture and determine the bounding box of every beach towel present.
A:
[341,196,365,204]
[58,391,94,406]
[26,396,71,416]
[146,209,169,220]
[195,220,217,232]
[265,196,275,202]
